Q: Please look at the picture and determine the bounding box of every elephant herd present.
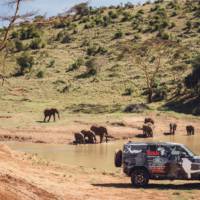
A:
[74,125,109,144]
[41,109,196,144]
[141,117,195,138]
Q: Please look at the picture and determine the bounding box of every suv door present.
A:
[146,144,168,175]
[171,145,200,179]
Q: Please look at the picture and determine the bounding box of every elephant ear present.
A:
[114,149,122,167]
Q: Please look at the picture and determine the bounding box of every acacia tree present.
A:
[134,39,176,103]
[0,0,34,84]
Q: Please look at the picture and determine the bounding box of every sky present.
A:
[0,0,149,22]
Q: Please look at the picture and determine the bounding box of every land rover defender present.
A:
[115,142,200,187]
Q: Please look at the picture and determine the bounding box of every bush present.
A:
[185,55,200,94]
[20,25,41,40]
[157,31,170,40]
[36,70,44,78]
[11,31,19,39]
[108,11,118,19]
[121,12,132,22]
[16,53,34,75]
[113,30,123,39]
[67,58,84,72]
[56,30,72,43]
[29,38,45,49]
[61,35,71,43]
[122,88,133,96]
[47,60,55,68]
[186,21,192,30]
[86,45,107,56]
[15,40,24,52]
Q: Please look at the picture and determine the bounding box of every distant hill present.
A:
[0,0,200,115]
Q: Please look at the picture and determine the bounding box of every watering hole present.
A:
[6,134,200,172]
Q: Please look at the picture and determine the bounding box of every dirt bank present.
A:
[1,144,200,200]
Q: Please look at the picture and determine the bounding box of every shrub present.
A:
[185,55,200,94]
[158,31,170,40]
[186,21,192,30]
[67,58,84,72]
[56,30,72,43]
[169,22,176,29]
[121,12,132,22]
[86,45,107,56]
[15,40,24,52]
[122,88,133,96]
[113,30,123,39]
[11,31,19,39]
[85,58,98,76]
[29,38,45,49]
[108,11,118,19]
[47,60,55,68]
[16,53,34,75]
[36,70,44,78]
[20,25,41,40]
[61,34,71,43]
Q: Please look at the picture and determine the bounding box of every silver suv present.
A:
[115,142,200,187]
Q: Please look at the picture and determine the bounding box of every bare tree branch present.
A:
[0,0,34,85]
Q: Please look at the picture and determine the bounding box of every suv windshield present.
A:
[181,145,196,157]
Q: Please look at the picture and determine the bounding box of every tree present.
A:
[0,0,34,84]
[67,2,90,16]
[185,54,200,96]
[134,39,176,103]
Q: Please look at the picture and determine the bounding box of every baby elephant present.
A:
[186,125,195,136]
[143,123,154,137]
[74,132,85,144]
[169,123,177,135]
[81,130,97,144]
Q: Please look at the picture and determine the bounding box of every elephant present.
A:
[81,130,97,144]
[186,125,195,136]
[144,117,154,125]
[142,123,154,137]
[43,108,60,122]
[74,132,85,144]
[169,123,177,135]
[90,125,108,143]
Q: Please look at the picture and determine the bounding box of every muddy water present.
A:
[7,134,200,172]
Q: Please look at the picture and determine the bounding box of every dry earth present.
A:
[1,113,200,200]
[0,113,199,144]
[0,144,200,200]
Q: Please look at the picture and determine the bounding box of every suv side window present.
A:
[146,145,160,156]
[171,145,190,157]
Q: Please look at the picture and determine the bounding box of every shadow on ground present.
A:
[92,183,200,190]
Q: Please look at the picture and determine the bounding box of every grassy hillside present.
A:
[0,0,200,115]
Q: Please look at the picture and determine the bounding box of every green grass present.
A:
[0,0,200,116]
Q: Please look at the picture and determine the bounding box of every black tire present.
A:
[131,169,149,187]
[114,149,122,167]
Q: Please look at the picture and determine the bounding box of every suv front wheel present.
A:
[131,169,149,187]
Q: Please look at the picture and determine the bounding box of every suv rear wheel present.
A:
[131,169,149,187]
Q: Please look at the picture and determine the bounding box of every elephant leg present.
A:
[53,113,56,122]
[48,115,51,122]
[100,134,103,143]
[44,115,47,122]
[105,135,108,143]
